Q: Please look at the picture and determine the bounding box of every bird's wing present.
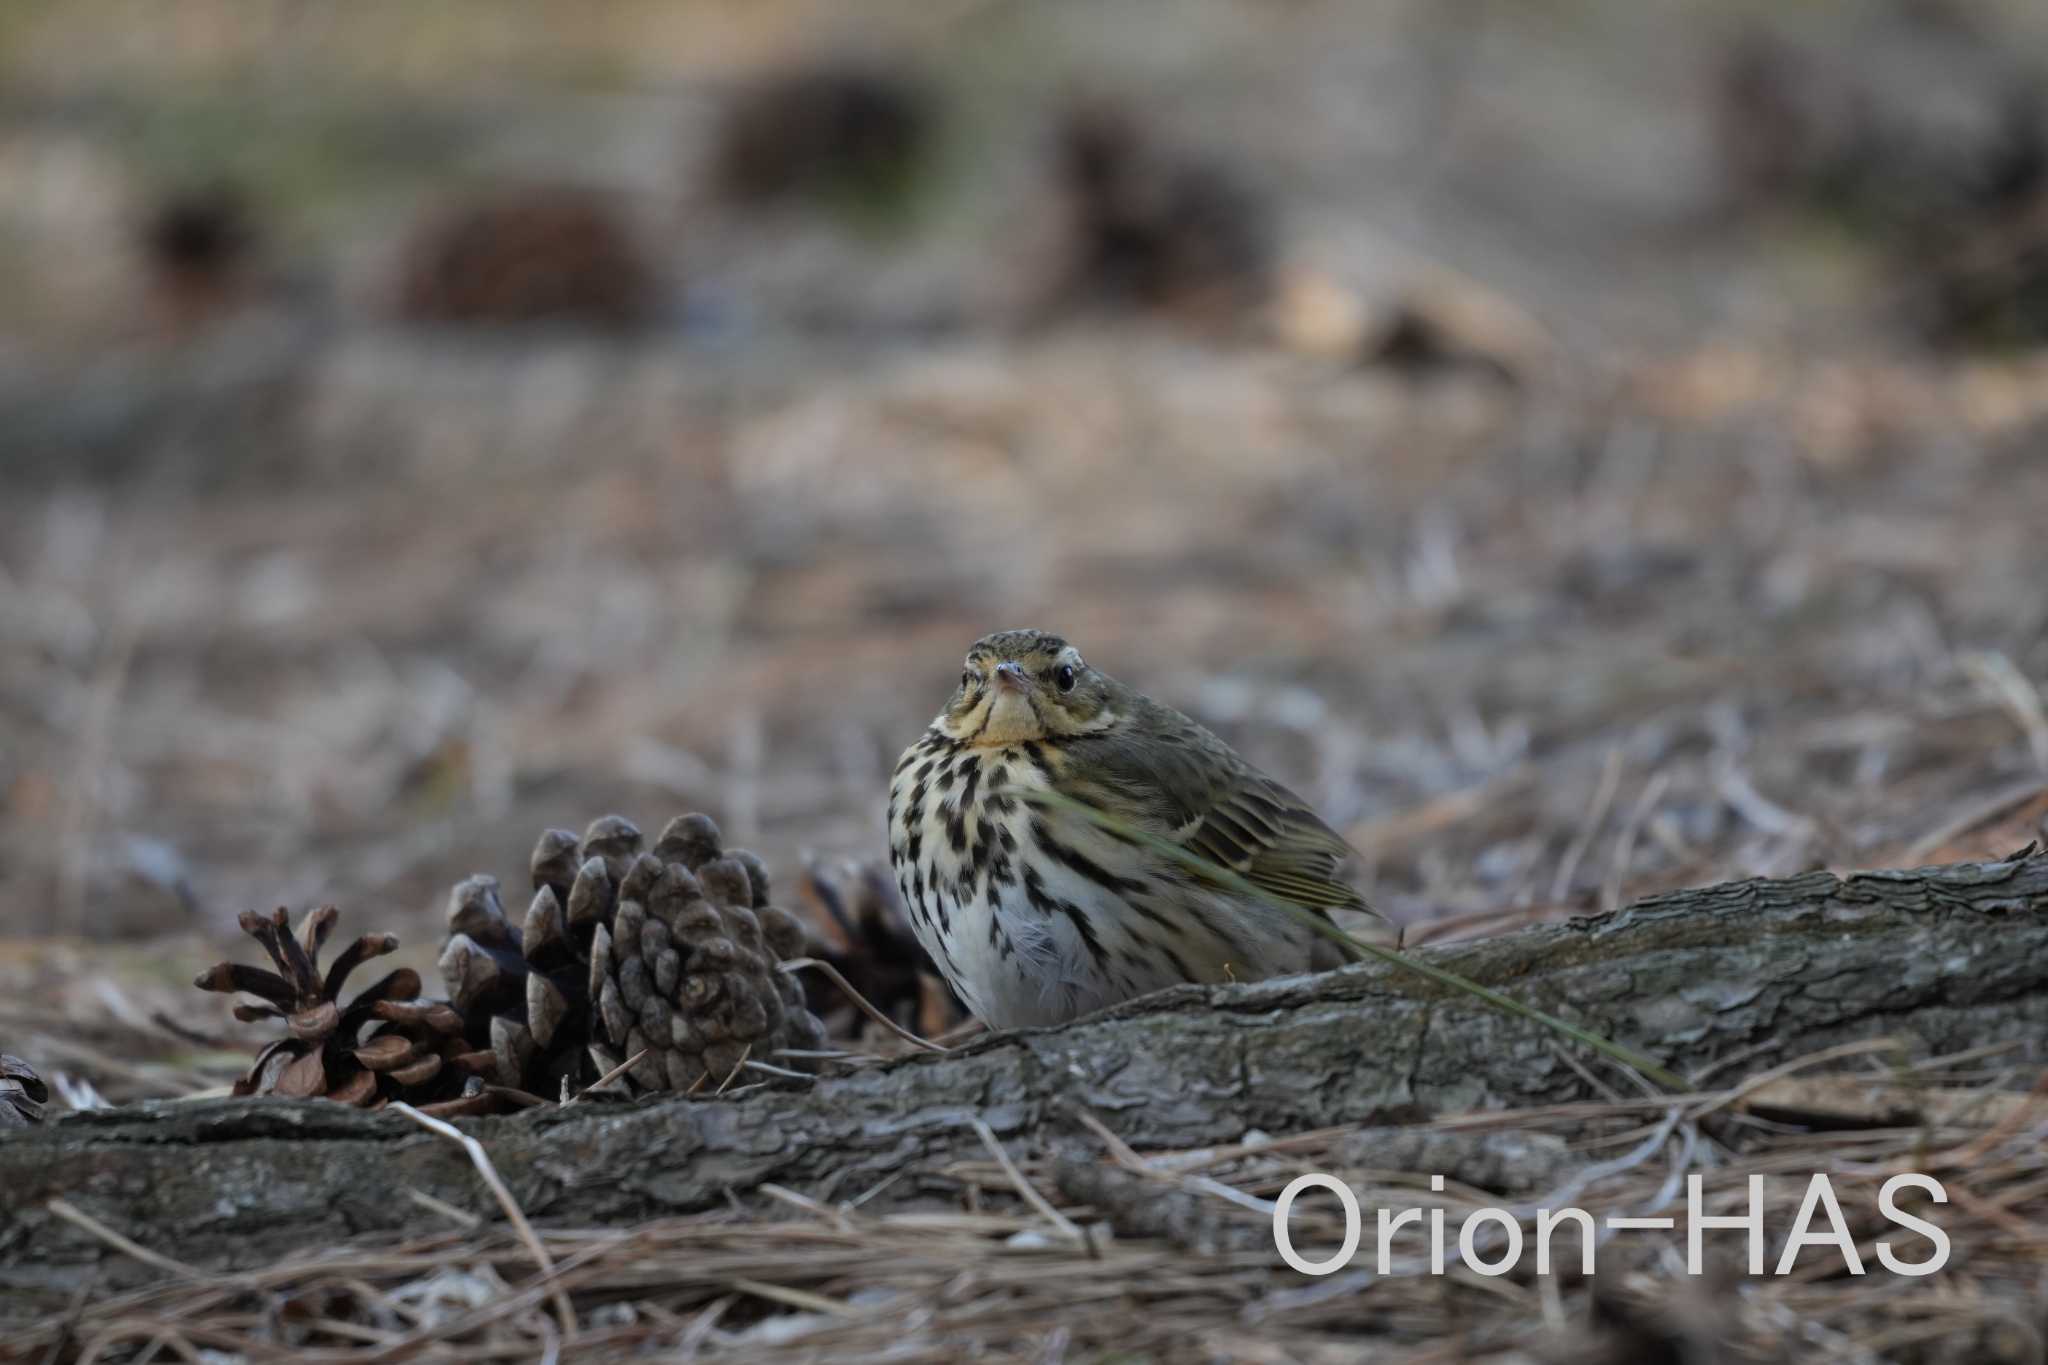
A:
[1063,701,1369,916]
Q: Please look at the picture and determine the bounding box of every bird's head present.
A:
[935,629,1124,746]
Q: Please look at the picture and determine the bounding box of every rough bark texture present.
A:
[3,856,2045,1319]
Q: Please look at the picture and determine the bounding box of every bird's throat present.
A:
[973,693,1043,746]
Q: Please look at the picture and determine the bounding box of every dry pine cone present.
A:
[440,813,827,1099]
[197,907,489,1114]
[711,63,933,210]
[1048,100,1272,324]
[798,858,963,1040]
[1,1055,47,1128]
[396,185,654,329]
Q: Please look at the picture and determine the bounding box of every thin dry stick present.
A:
[758,1181,854,1232]
[1960,650,2048,774]
[404,1188,483,1231]
[1934,1068,2048,1168]
[1686,1038,1911,1123]
[568,1048,649,1103]
[931,1016,987,1046]
[1551,744,1623,901]
[1072,1108,1151,1173]
[970,1118,1083,1242]
[1901,777,2048,864]
[388,1102,576,1344]
[714,1042,754,1095]
[45,1199,205,1283]
[1602,769,1672,913]
[781,957,949,1053]
[31,1270,98,1365]
[57,572,150,937]
[729,1278,859,1317]
[1346,765,1533,857]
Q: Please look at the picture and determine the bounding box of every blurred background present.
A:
[5,0,2048,1074]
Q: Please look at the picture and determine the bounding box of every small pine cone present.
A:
[197,907,494,1115]
[1047,101,1272,325]
[710,63,933,210]
[395,186,654,330]
[438,870,591,1100]
[139,180,257,331]
[0,1055,47,1128]
[443,814,828,1101]
[798,858,964,1041]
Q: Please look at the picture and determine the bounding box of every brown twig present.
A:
[387,1102,577,1345]
[44,1199,204,1284]
[780,957,950,1053]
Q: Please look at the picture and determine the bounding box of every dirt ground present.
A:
[1,3,2046,1354]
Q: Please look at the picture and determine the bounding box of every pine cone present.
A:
[196,907,494,1115]
[439,814,828,1100]
[797,858,963,1040]
[1047,101,1272,325]
[139,180,257,332]
[711,63,933,209]
[395,186,655,330]
[0,1055,47,1128]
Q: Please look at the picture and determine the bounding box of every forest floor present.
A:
[1,2,2046,1360]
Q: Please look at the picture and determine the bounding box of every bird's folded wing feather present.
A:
[1062,705,1368,915]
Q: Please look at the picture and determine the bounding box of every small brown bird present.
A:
[887,630,1365,1028]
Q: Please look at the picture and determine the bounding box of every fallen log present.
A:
[2,854,2044,1321]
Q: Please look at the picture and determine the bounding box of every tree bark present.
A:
[4,855,2045,1319]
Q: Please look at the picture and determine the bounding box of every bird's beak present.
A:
[993,661,1032,694]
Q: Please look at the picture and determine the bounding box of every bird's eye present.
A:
[1055,664,1077,693]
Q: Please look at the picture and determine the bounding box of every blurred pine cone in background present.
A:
[0,1055,47,1128]
[138,181,257,333]
[395,186,656,329]
[710,62,934,215]
[1044,100,1272,326]
[1713,22,2048,350]
[439,813,828,1099]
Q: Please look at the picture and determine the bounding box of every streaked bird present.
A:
[887,629,1366,1028]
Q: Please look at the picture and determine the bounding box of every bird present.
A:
[886,629,1368,1029]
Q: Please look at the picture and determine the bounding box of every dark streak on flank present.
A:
[1182,901,1250,963]
[1125,898,1183,937]
[1021,865,1058,916]
[1031,816,1146,896]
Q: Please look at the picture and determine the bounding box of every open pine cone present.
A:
[1,1055,47,1128]
[798,858,963,1040]
[196,907,492,1114]
[439,813,828,1099]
